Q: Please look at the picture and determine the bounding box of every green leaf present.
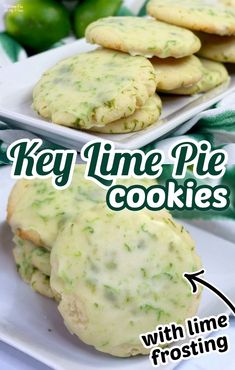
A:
[0,32,26,62]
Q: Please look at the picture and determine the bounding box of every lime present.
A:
[4,0,71,52]
[74,0,122,39]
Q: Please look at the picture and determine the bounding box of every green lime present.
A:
[74,0,122,39]
[4,0,71,52]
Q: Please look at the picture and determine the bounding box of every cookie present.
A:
[85,17,201,58]
[197,32,235,63]
[169,58,229,95]
[7,166,106,248]
[220,0,235,7]
[152,55,203,91]
[13,236,55,299]
[88,94,162,134]
[33,49,157,129]
[51,204,202,357]
[147,0,235,36]
[7,165,156,249]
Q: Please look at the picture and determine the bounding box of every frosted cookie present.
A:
[197,32,235,63]
[151,55,203,91]
[86,17,201,58]
[33,49,157,129]
[89,94,162,134]
[169,58,229,95]
[7,166,106,248]
[51,204,202,357]
[13,236,54,299]
[7,165,156,249]
[147,0,235,36]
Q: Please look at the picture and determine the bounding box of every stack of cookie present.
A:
[147,0,235,93]
[33,1,235,133]
[33,48,161,134]
[32,15,200,134]
[8,167,155,299]
[34,16,202,134]
[7,165,202,357]
[86,10,231,97]
[85,17,207,95]
[7,166,108,299]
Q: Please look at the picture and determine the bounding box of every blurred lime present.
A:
[74,0,122,39]
[4,0,71,52]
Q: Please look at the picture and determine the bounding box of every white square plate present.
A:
[0,39,235,150]
[0,165,235,370]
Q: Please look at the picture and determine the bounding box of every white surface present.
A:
[1,319,235,370]
[0,341,52,370]
[0,38,235,150]
[0,165,235,370]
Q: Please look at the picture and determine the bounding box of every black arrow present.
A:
[184,269,235,315]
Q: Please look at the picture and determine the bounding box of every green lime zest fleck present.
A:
[105,261,117,270]
[124,243,132,252]
[83,226,94,234]
[104,285,119,302]
[140,304,167,320]
[141,267,147,278]
[140,223,157,239]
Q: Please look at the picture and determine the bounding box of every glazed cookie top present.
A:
[147,0,235,36]
[33,49,157,129]
[86,17,201,58]
[152,55,203,91]
[50,204,202,357]
[7,165,156,249]
[7,165,107,248]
